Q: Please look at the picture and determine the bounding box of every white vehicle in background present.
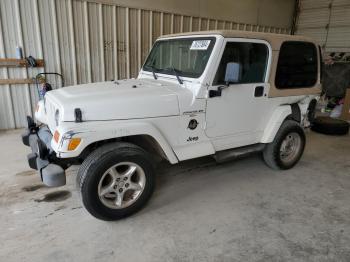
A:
[22,30,321,221]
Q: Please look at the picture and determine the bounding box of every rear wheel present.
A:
[263,120,306,170]
[78,142,155,221]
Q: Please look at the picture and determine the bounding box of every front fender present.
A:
[52,120,179,164]
[260,105,292,143]
[34,100,47,125]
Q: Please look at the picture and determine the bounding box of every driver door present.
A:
[205,39,271,150]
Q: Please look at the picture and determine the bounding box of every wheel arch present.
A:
[260,105,293,143]
[57,121,179,164]
[289,103,301,123]
[79,134,174,164]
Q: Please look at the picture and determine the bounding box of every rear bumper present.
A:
[22,117,66,187]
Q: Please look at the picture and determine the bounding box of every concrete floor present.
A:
[0,129,349,262]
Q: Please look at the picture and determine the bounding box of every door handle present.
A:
[254,86,264,97]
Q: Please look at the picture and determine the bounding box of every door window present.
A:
[213,42,269,85]
[275,41,318,89]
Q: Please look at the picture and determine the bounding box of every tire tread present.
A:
[311,116,349,135]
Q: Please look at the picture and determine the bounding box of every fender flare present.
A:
[54,121,179,164]
[260,105,292,143]
[290,103,301,123]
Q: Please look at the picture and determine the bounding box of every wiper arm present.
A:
[165,67,183,85]
[148,66,158,80]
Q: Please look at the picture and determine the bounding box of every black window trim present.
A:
[318,45,323,84]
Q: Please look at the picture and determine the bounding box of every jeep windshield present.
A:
[143,37,216,79]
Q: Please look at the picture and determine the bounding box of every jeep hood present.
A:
[45,79,188,124]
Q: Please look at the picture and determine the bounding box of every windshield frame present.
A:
[142,36,217,80]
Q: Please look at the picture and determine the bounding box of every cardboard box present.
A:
[340,89,350,121]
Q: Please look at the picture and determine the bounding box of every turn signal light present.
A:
[68,138,81,151]
[53,130,60,143]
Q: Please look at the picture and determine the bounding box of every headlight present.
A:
[54,109,60,126]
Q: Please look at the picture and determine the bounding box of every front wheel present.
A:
[78,142,155,221]
[263,120,306,170]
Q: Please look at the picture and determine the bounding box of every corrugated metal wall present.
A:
[0,0,290,130]
[295,0,350,53]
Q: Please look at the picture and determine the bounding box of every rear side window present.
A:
[275,41,318,89]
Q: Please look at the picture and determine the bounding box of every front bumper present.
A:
[22,116,66,187]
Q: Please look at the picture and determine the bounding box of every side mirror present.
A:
[209,62,242,98]
[208,85,228,98]
[224,62,241,85]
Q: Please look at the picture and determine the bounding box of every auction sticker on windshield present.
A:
[190,40,211,50]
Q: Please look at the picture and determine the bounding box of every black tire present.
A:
[263,120,306,170]
[78,142,155,221]
[311,116,349,135]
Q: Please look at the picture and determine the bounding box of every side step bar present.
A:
[213,143,266,163]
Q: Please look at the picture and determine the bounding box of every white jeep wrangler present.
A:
[22,30,321,220]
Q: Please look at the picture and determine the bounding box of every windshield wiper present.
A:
[148,66,158,80]
[165,67,183,85]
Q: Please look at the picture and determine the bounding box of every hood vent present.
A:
[74,108,82,122]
